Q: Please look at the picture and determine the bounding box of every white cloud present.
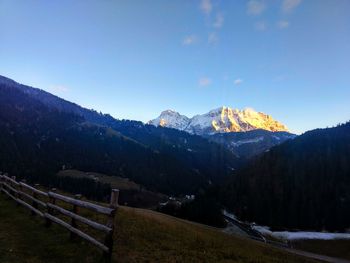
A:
[247,0,266,15]
[49,85,69,93]
[254,21,267,31]
[234,79,243,85]
[213,13,224,28]
[208,32,219,44]
[182,35,198,45]
[199,77,212,87]
[282,0,302,12]
[200,0,212,15]
[277,20,290,29]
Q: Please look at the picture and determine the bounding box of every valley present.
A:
[0,192,323,263]
[1,1,349,261]
[0,75,349,262]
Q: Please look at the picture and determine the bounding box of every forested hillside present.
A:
[221,122,350,231]
[0,76,241,182]
[0,77,239,196]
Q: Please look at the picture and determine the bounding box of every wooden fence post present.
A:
[70,194,82,240]
[11,176,19,205]
[18,180,23,199]
[104,189,119,262]
[0,173,3,193]
[20,179,26,201]
[51,188,57,214]
[46,188,56,227]
[4,174,10,200]
[31,184,40,216]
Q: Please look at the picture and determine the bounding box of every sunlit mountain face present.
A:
[149,106,289,135]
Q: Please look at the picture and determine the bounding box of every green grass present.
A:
[0,194,320,263]
[0,195,102,263]
[113,207,319,263]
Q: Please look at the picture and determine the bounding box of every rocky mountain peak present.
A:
[149,106,289,135]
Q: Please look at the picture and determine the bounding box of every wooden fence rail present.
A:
[0,172,119,261]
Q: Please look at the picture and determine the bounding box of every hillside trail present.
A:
[281,248,350,263]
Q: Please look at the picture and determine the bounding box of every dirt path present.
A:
[283,248,350,263]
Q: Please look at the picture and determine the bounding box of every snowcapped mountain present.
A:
[148,110,190,130]
[149,106,289,135]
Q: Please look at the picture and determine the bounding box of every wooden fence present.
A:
[0,172,119,261]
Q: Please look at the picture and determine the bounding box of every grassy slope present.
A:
[0,195,102,263]
[114,207,318,263]
[0,195,318,263]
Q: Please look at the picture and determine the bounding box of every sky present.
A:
[0,0,349,134]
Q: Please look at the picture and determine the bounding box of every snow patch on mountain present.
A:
[231,136,264,147]
[148,109,190,130]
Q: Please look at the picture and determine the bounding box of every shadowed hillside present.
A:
[0,76,240,195]
[221,122,350,231]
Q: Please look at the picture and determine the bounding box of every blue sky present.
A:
[0,0,349,134]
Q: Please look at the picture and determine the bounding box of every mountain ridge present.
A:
[0,75,294,160]
[0,75,241,194]
[149,106,289,135]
